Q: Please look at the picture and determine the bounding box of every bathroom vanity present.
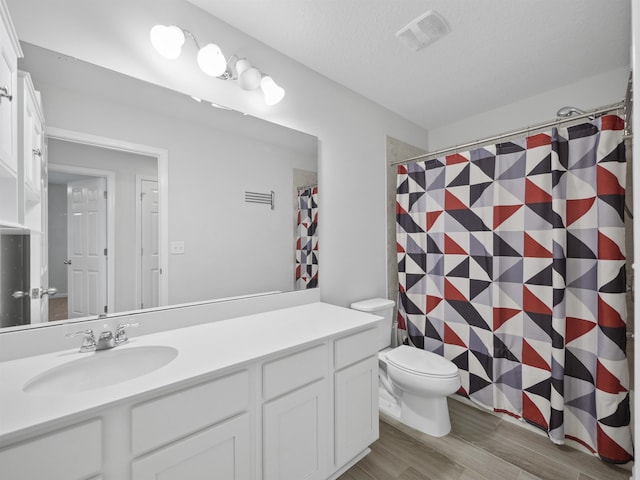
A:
[0,302,382,480]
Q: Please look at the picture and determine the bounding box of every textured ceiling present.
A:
[188,0,631,130]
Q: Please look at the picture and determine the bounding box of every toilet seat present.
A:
[385,345,458,379]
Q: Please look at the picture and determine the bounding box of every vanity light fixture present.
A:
[150,24,285,105]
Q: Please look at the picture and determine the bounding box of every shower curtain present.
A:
[295,185,318,289]
[396,115,632,463]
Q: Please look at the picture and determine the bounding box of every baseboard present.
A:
[326,448,371,480]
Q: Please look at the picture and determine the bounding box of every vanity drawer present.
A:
[132,369,250,455]
[334,327,378,370]
[0,419,102,480]
[263,343,328,400]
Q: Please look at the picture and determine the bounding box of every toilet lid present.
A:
[386,345,458,378]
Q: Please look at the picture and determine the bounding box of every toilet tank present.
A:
[350,298,396,350]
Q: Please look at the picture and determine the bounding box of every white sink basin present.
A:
[23,345,179,395]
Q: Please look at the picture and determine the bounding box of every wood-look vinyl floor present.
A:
[48,297,68,321]
[339,398,632,480]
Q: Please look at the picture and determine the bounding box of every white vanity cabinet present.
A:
[0,0,22,224]
[0,303,383,480]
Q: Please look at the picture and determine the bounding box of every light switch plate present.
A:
[170,240,185,254]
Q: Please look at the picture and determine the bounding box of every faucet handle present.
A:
[115,322,139,345]
[66,329,96,352]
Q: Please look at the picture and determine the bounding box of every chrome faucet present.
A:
[66,329,97,352]
[96,329,116,350]
[115,322,139,346]
[67,322,139,352]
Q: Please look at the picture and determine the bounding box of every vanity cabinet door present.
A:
[262,379,329,480]
[0,419,102,480]
[18,71,44,205]
[334,355,379,468]
[132,413,251,480]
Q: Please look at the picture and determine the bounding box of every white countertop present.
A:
[0,302,382,445]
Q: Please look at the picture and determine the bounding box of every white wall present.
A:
[6,0,430,308]
[35,79,317,307]
[48,139,156,312]
[47,183,67,295]
[428,66,629,151]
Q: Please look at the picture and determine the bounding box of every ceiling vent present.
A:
[396,10,450,52]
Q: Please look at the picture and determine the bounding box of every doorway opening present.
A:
[45,128,168,321]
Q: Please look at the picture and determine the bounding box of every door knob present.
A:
[11,291,29,299]
[33,287,58,299]
[0,86,12,102]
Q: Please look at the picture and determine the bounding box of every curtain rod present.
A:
[392,101,627,167]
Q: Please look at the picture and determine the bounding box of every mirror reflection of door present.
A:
[138,177,159,309]
[47,138,159,322]
[48,171,109,320]
[67,177,108,318]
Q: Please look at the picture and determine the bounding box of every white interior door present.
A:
[67,177,107,318]
[140,179,159,309]
[28,139,47,324]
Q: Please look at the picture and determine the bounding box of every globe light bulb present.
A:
[235,58,251,76]
[150,25,185,60]
[238,67,262,91]
[260,76,285,105]
[197,43,227,77]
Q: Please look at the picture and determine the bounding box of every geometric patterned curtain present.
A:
[295,185,318,289]
[396,115,632,463]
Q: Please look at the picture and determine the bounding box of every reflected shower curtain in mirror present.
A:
[396,115,632,463]
[296,185,318,289]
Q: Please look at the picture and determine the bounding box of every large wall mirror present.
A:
[1,40,318,330]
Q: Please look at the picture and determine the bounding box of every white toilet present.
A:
[351,298,461,437]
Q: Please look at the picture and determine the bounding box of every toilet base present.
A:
[378,384,401,419]
[399,392,452,437]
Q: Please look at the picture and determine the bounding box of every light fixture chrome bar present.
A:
[181,28,201,50]
[391,101,626,166]
[245,191,274,210]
